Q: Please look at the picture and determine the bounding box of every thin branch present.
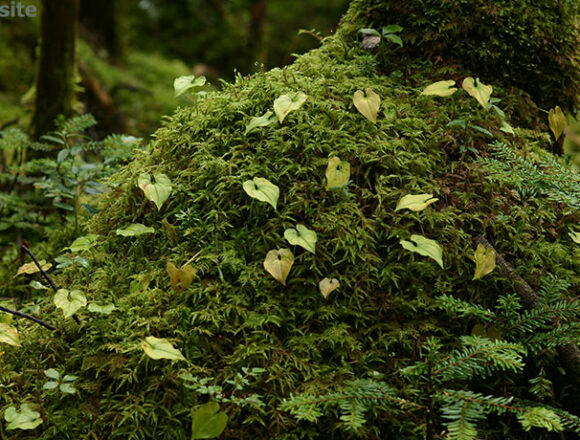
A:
[475,235,580,415]
[21,244,58,292]
[20,243,82,326]
[0,305,56,332]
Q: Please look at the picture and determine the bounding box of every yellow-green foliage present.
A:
[1,1,580,439]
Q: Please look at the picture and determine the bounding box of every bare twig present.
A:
[0,305,56,332]
[20,244,82,326]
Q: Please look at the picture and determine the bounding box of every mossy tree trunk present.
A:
[32,0,80,139]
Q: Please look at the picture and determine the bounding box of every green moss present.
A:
[1,1,580,439]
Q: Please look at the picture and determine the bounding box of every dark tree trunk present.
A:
[32,0,80,139]
[79,0,122,61]
[249,0,267,66]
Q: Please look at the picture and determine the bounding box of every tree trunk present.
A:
[249,0,267,67]
[79,0,122,61]
[32,0,80,139]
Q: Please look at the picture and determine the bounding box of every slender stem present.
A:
[0,305,56,332]
[20,243,82,326]
[21,244,58,291]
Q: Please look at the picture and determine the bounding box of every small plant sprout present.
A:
[43,369,78,394]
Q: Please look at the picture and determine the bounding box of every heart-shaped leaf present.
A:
[0,323,20,347]
[462,77,493,108]
[138,173,172,210]
[548,106,566,140]
[325,157,351,189]
[245,111,277,135]
[472,243,496,280]
[59,383,77,394]
[174,75,207,97]
[141,336,186,361]
[116,224,155,237]
[273,92,307,123]
[65,234,98,253]
[4,404,42,430]
[192,401,229,439]
[400,235,444,268]
[88,303,116,315]
[54,289,87,318]
[421,80,457,97]
[395,194,438,212]
[263,249,294,285]
[242,177,279,209]
[16,260,52,276]
[166,262,196,292]
[284,224,317,254]
[319,278,340,299]
[569,231,580,244]
[353,89,381,123]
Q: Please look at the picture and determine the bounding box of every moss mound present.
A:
[355,0,580,110]
[2,1,580,439]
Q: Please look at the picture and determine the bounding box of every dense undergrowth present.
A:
[1,0,580,439]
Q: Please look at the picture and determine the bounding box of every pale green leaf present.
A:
[116,224,155,237]
[88,303,116,315]
[462,77,493,108]
[284,224,317,254]
[44,369,60,380]
[319,278,340,299]
[548,106,566,140]
[242,177,279,209]
[245,111,276,135]
[421,80,457,97]
[263,249,294,285]
[0,323,20,347]
[174,75,206,97]
[400,235,444,268]
[192,401,229,439]
[325,157,351,189]
[138,173,172,210]
[395,194,438,212]
[569,231,580,244]
[353,89,380,123]
[53,289,87,318]
[59,383,76,394]
[141,336,186,361]
[273,92,307,123]
[500,120,515,135]
[4,404,42,430]
[42,381,58,390]
[473,243,496,280]
[65,234,98,253]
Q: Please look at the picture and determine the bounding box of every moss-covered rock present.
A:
[1,1,580,439]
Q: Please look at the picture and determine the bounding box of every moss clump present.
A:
[348,0,580,110]
[1,1,580,439]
